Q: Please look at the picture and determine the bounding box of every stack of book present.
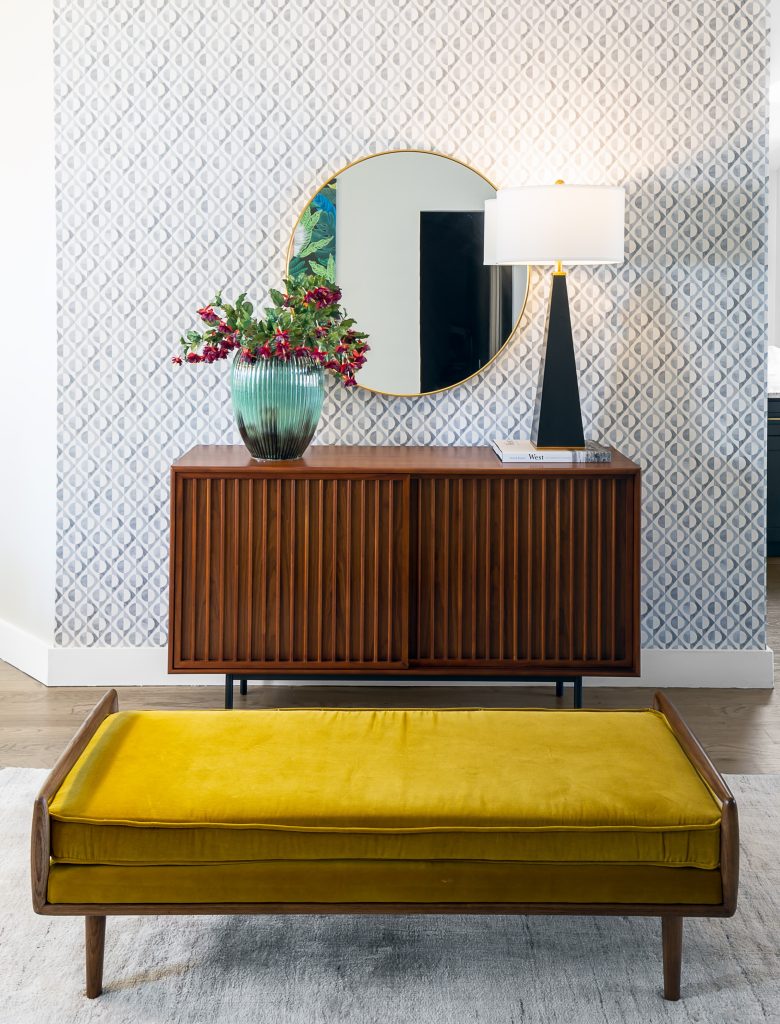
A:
[490,439,612,463]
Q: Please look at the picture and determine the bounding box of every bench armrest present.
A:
[653,690,738,914]
[31,689,119,913]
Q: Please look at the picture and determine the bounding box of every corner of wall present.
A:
[0,0,57,660]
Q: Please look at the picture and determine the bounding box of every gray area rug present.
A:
[1,768,778,1024]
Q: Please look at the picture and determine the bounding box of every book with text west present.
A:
[490,439,612,463]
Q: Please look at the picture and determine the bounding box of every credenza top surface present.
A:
[173,445,640,476]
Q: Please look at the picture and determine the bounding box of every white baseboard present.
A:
[0,622,774,688]
[0,618,50,684]
[585,647,775,688]
[46,647,210,687]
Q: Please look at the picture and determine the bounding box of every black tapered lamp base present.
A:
[530,272,585,449]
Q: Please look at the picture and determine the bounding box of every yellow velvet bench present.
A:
[31,690,738,1001]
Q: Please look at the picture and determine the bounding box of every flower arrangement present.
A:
[172,274,369,387]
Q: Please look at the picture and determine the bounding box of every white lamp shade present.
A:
[483,198,517,265]
[494,185,625,265]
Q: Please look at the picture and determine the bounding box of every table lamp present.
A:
[486,183,625,448]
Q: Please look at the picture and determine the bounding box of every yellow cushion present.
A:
[48,707,721,870]
[47,861,723,906]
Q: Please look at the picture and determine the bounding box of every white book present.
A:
[490,439,612,463]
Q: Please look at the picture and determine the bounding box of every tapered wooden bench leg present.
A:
[239,677,248,696]
[662,915,682,1001]
[555,679,564,698]
[85,915,106,999]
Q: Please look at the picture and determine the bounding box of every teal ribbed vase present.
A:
[230,351,325,460]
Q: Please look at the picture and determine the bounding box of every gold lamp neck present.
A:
[553,181,565,275]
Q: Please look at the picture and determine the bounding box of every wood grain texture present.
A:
[35,689,118,802]
[173,444,640,476]
[662,916,683,1001]
[3,661,778,772]
[171,474,409,671]
[655,691,739,914]
[37,900,719,919]
[85,916,105,999]
[31,690,118,913]
[170,446,640,678]
[412,474,637,671]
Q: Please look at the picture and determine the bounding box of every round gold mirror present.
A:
[287,150,529,397]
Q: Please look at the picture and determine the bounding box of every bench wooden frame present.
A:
[31,690,738,1002]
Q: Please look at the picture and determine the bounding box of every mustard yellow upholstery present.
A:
[48,861,723,906]
[47,707,721,897]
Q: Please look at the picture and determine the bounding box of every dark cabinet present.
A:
[169,445,641,682]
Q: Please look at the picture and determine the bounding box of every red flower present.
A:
[293,345,311,357]
[310,348,327,363]
[171,356,183,366]
[314,324,329,339]
[242,347,257,361]
[197,306,220,324]
[186,352,202,363]
[302,286,342,309]
[217,321,234,334]
[256,344,271,359]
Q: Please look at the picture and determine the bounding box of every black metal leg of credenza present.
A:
[239,677,248,696]
[555,679,564,698]
[573,678,583,708]
[225,674,234,709]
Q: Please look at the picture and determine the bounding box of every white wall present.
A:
[0,0,57,657]
[337,153,494,395]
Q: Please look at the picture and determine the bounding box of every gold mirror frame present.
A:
[285,149,530,399]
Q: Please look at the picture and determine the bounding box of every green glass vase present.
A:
[230,351,325,460]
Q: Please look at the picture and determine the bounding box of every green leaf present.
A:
[298,236,332,258]
[269,289,285,307]
[300,208,320,232]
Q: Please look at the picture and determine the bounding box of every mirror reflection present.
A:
[288,151,528,397]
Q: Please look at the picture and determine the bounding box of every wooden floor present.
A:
[2,559,780,772]
[0,661,777,773]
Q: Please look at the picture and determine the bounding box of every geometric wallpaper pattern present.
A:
[54,0,768,651]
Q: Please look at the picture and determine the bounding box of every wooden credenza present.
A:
[169,445,641,706]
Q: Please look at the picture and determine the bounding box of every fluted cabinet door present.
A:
[410,475,638,673]
[170,475,409,670]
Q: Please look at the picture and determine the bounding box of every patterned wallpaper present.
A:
[54,0,768,650]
